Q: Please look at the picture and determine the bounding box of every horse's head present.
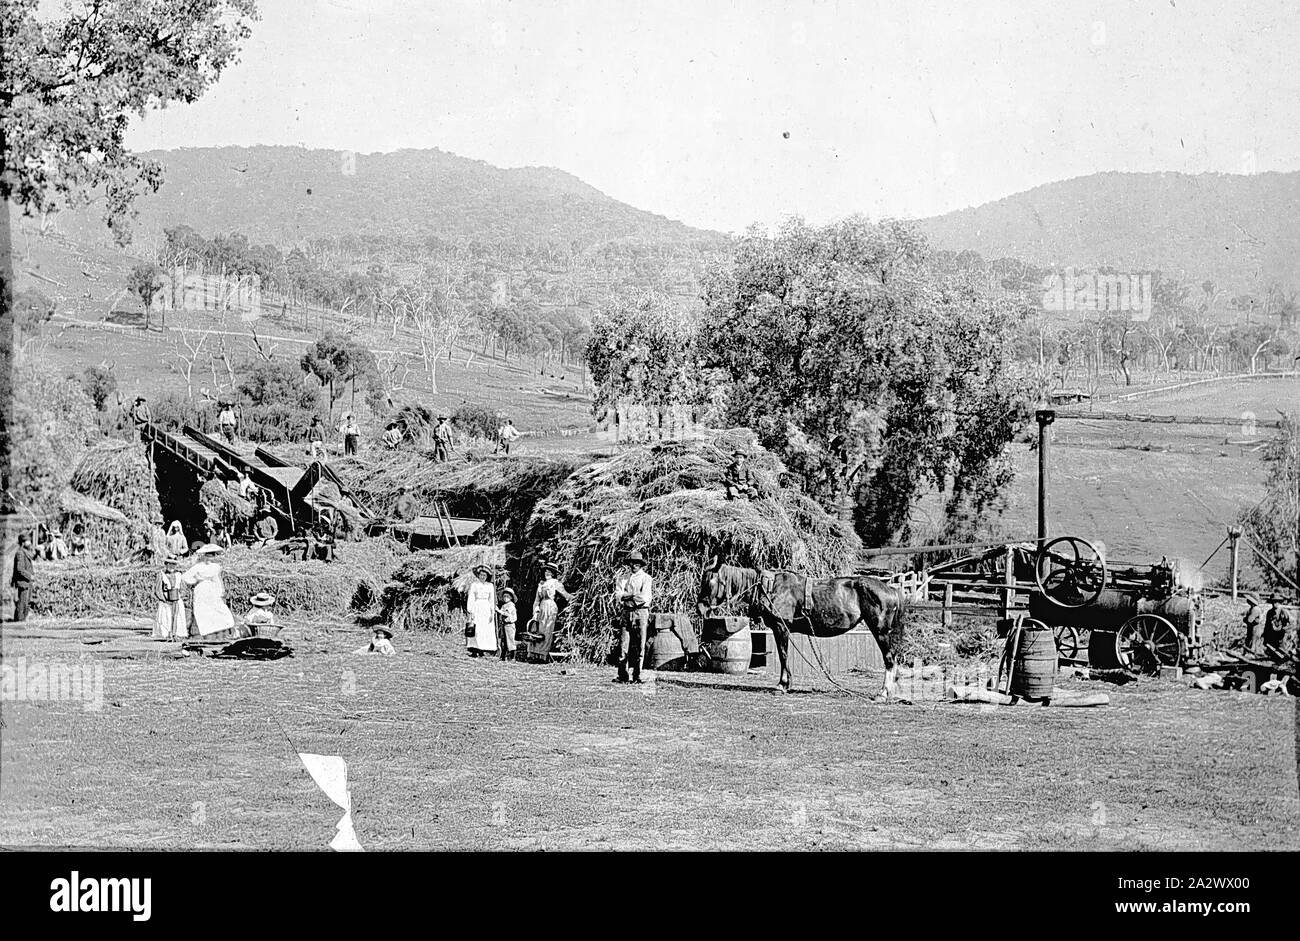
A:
[697,554,725,619]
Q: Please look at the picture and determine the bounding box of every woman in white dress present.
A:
[527,563,572,661]
[181,544,236,638]
[464,564,498,657]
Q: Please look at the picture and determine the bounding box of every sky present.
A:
[124,0,1300,234]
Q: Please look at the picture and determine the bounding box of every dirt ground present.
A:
[2,617,1296,851]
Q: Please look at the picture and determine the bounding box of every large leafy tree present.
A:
[586,292,701,415]
[698,217,1034,546]
[1,0,259,244]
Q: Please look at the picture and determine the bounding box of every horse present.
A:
[696,556,906,698]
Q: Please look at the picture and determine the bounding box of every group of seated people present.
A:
[30,524,89,561]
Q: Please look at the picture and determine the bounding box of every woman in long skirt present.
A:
[154,556,189,640]
[526,563,571,661]
[465,564,498,657]
[181,544,236,638]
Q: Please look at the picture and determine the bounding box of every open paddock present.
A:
[1,618,1295,851]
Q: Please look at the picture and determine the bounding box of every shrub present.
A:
[451,403,499,441]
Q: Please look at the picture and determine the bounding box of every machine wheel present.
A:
[1035,536,1108,608]
[1116,614,1182,675]
[1053,624,1081,661]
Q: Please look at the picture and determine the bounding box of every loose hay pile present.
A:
[338,452,586,542]
[377,544,508,633]
[199,479,254,531]
[65,437,161,559]
[31,540,402,620]
[524,431,860,661]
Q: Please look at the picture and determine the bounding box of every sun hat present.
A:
[373,627,393,639]
[501,587,517,600]
[249,592,276,607]
[624,550,646,565]
[195,544,224,556]
[473,564,492,577]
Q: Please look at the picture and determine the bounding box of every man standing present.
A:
[433,415,453,462]
[218,399,239,445]
[497,417,521,455]
[1242,595,1268,655]
[10,534,34,622]
[339,413,361,457]
[1263,596,1294,658]
[723,450,757,500]
[613,550,652,683]
[130,395,152,439]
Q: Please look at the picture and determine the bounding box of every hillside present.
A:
[55,145,727,253]
[918,171,1300,295]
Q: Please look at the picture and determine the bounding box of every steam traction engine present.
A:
[1027,535,1204,674]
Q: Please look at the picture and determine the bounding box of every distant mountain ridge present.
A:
[916,170,1300,295]
[61,145,725,251]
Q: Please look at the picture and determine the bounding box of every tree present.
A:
[1,0,259,244]
[299,333,377,417]
[1238,414,1299,593]
[586,293,700,414]
[698,217,1033,545]
[8,361,99,520]
[78,364,117,411]
[126,261,165,330]
[13,289,56,346]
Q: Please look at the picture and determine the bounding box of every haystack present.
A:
[377,544,508,632]
[65,438,161,560]
[523,430,860,661]
[338,452,587,543]
[31,539,402,620]
[69,437,160,524]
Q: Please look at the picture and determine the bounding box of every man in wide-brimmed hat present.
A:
[9,534,34,623]
[433,415,453,463]
[723,450,757,501]
[612,550,652,683]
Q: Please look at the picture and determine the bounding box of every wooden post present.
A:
[1035,409,1056,548]
[1001,545,1016,619]
[1228,526,1242,600]
[942,582,954,629]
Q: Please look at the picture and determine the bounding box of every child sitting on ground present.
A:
[244,592,278,637]
[354,627,395,656]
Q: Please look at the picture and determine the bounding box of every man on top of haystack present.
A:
[723,450,757,500]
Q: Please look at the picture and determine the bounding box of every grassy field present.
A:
[2,618,1296,851]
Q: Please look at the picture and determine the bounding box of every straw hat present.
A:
[624,550,646,565]
[163,555,181,568]
[249,592,276,607]
[540,561,558,575]
[373,627,393,639]
[195,544,224,556]
[501,587,516,601]
[473,564,492,577]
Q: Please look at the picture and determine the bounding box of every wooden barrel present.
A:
[704,625,752,675]
[645,613,688,671]
[1010,623,1056,700]
[703,616,749,637]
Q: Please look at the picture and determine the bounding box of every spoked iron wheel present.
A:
[1035,536,1108,608]
[1053,624,1081,661]
[1116,614,1182,675]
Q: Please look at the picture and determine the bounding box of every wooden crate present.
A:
[750,628,885,690]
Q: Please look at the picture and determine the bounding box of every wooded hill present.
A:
[918,171,1300,298]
